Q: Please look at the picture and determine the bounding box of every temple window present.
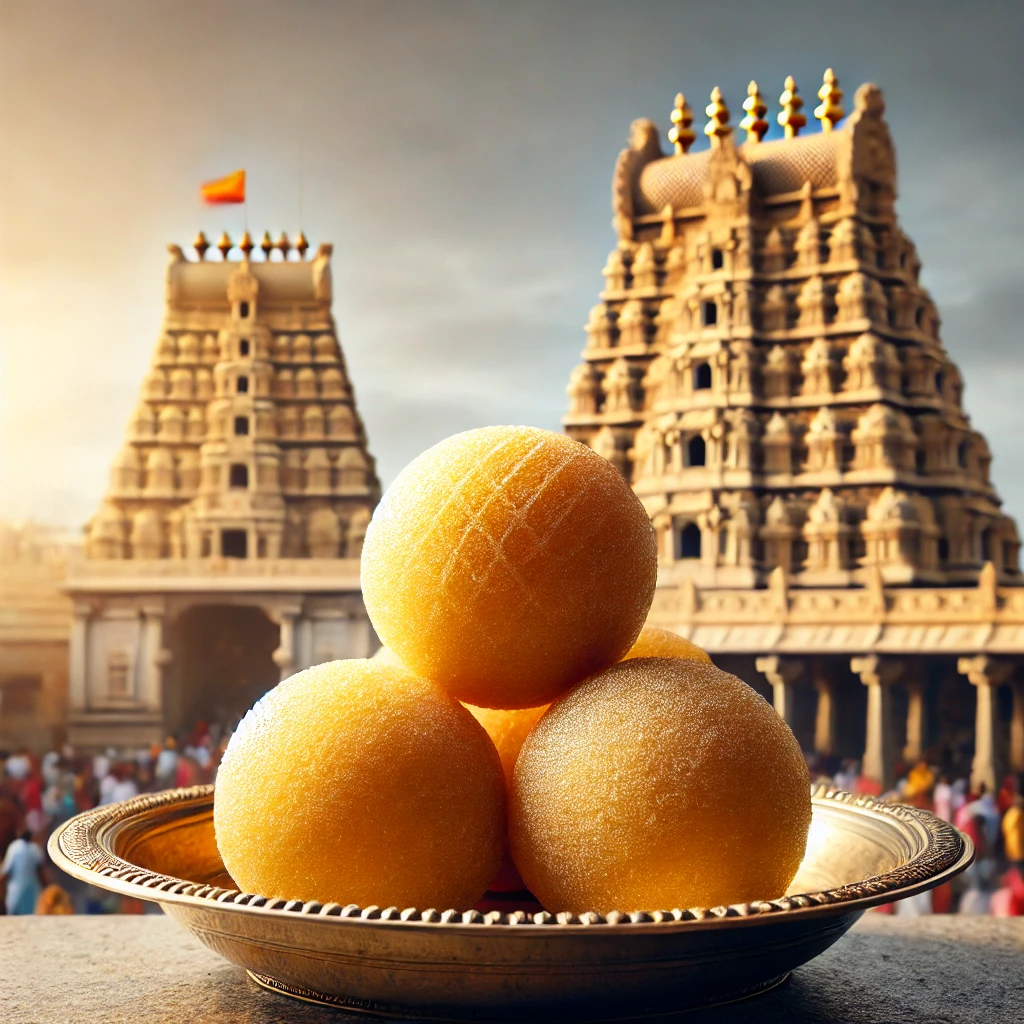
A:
[687,435,706,467]
[1003,541,1018,572]
[237,376,249,394]
[678,522,702,560]
[935,371,944,397]
[239,339,250,356]
[711,248,724,270]
[693,362,712,390]
[958,441,969,469]
[982,528,996,563]
[850,534,867,563]
[702,301,718,326]
[239,302,250,319]
[938,537,950,564]
[233,416,249,436]
[107,651,130,697]
[792,539,808,571]
[229,463,249,488]
[221,529,247,559]
[718,529,728,556]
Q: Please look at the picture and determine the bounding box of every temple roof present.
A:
[635,131,841,215]
[166,235,332,308]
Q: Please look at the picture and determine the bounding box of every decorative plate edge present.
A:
[50,782,971,928]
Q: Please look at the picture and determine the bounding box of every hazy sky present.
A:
[2,0,1022,530]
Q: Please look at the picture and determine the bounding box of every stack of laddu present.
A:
[214,425,811,914]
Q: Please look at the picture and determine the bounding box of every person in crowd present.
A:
[933,775,953,822]
[110,764,139,804]
[963,783,1002,854]
[5,751,31,782]
[91,749,112,788]
[951,778,969,818]
[2,830,45,915]
[155,738,178,790]
[40,750,62,789]
[97,763,119,806]
[1003,793,1024,867]
[35,883,74,915]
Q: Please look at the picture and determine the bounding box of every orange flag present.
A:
[200,169,246,205]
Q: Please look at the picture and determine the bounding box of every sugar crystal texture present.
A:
[213,659,505,910]
[622,626,713,664]
[360,426,658,709]
[509,657,812,914]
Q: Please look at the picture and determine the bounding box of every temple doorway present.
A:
[165,605,279,738]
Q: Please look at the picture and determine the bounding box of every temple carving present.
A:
[565,73,1024,793]
[66,234,380,748]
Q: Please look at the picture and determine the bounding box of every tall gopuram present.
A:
[65,233,380,749]
[565,73,1024,792]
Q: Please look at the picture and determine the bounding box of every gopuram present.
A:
[65,233,380,749]
[564,72,1024,792]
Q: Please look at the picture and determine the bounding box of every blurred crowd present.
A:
[3,725,1023,917]
[810,754,1024,917]
[1,719,234,915]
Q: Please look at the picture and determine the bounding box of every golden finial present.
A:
[259,230,273,259]
[295,231,309,259]
[276,231,292,259]
[704,86,732,141]
[778,76,807,138]
[739,80,769,143]
[238,230,254,258]
[193,231,209,261]
[814,68,845,132]
[668,93,696,154]
[216,231,232,260]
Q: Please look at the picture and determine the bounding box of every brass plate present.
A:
[50,785,971,1021]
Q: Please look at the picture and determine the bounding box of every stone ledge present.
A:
[0,914,1021,1023]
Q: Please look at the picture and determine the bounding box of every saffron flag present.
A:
[200,169,246,205]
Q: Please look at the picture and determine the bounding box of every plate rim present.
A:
[48,782,973,932]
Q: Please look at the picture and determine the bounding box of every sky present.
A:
[1,0,1022,530]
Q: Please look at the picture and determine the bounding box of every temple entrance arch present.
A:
[164,604,279,738]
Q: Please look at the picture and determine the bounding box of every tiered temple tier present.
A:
[564,79,1019,592]
[87,243,380,563]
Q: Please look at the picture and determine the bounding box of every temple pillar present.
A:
[755,656,803,730]
[68,601,91,714]
[1011,680,1024,775]
[270,603,303,681]
[813,675,837,756]
[903,674,927,764]
[957,655,1013,793]
[852,655,903,791]
[140,602,168,713]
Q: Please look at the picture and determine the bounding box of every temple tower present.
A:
[565,75,1024,792]
[66,234,380,748]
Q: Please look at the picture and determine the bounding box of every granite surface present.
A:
[1,914,1022,1023]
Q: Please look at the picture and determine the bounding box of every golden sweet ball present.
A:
[509,658,811,914]
[622,625,712,665]
[214,660,505,911]
[361,425,658,709]
[464,703,550,786]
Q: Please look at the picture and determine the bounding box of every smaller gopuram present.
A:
[66,233,380,749]
[565,72,1024,792]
